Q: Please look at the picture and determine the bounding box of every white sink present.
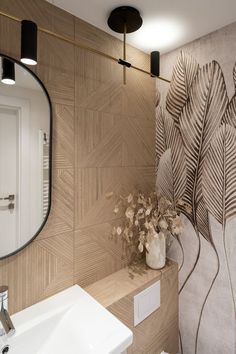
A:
[0,285,133,354]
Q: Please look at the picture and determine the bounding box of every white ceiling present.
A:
[47,0,236,53]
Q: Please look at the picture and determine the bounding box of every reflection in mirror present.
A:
[0,55,51,259]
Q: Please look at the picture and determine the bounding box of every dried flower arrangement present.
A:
[107,191,188,268]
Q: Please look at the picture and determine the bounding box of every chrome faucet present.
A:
[0,286,15,337]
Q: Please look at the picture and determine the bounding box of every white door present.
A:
[0,107,19,256]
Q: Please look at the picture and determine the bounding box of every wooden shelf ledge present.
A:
[85,259,179,354]
[85,259,177,308]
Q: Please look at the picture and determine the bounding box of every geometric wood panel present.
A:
[73,16,156,293]
[0,14,20,59]
[74,221,126,287]
[75,108,155,168]
[75,166,155,229]
[37,33,75,106]
[74,17,151,73]
[0,231,73,314]
[0,0,75,39]
[53,104,75,169]
[72,8,156,292]
[39,168,74,239]
[0,0,156,320]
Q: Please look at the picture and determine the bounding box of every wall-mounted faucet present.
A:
[0,286,15,337]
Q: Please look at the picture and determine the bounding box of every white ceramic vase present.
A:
[146,232,166,269]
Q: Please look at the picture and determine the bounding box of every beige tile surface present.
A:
[75,108,155,168]
[39,168,74,239]
[0,0,155,317]
[37,33,75,105]
[74,221,126,287]
[0,232,73,314]
[53,104,75,169]
[75,166,155,229]
[0,0,75,39]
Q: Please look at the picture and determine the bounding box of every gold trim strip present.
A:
[0,10,171,84]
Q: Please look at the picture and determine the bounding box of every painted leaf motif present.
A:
[156,89,161,107]
[155,106,167,168]
[157,147,186,205]
[203,124,236,225]
[157,149,174,202]
[166,51,199,125]
[223,64,236,126]
[156,112,186,204]
[223,95,236,127]
[196,198,212,242]
[180,61,228,241]
[233,63,236,90]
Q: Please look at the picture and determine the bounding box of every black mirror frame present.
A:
[0,53,52,260]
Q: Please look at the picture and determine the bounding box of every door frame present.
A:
[0,96,31,249]
[0,53,53,260]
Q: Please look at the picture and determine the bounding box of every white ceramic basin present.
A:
[0,285,133,354]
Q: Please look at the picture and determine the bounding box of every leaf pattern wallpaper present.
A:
[156,50,236,354]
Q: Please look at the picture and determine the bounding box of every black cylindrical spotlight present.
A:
[1,58,15,85]
[21,20,38,65]
[150,51,160,77]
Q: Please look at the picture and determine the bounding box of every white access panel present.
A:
[134,280,160,326]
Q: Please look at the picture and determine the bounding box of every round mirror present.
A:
[0,54,52,259]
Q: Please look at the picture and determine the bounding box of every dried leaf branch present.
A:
[108,191,185,260]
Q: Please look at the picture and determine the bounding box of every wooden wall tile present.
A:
[0,16,20,58]
[75,167,155,229]
[74,17,150,73]
[75,108,155,168]
[122,75,156,118]
[0,0,156,318]
[74,18,122,58]
[74,222,126,287]
[75,47,155,117]
[39,169,74,239]
[0,0,74,40]
[49,4,75,40]
[75,108,123,168]
[53,104,75,169]
[76,78,125,114]
[126,45,150,73]
[37,32,75,105]
[75,48,122,84]
[120,115,155,166]
[0,0,51,31]
[0,232,73,314]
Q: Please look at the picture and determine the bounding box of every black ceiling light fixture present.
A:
[108,6,160,84]
[21,20,38,65]
[108,6,142,84]
[150,51,160,77]
[1,58,15,85]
